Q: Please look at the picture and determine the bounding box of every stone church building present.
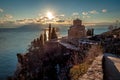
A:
[68,19,86,39]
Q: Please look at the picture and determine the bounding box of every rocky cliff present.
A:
[9,36,102,80]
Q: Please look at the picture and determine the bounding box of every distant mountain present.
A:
[0,23,43,32]
[101,27,120,36]
[17,23,42,30]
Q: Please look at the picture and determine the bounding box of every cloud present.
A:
[0,8,3,13]
[59,14,65,17]
[83,16,90,18]
[4,14,13,19]
[0,20,22,28]
[16,18,38,24]
[0,18,38,28]
[38,13,42,16]
[56,14,65,18]
[0,14,13,22]
[102,9,107,13]
[82,12,90,19]
[89,10,98,14]
[72,12,79,16]
[82,12,88,15]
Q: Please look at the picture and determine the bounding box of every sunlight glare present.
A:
[47,12,54,20]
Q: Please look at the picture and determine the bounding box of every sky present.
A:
[0,0,120,27]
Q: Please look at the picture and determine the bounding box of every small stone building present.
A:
[68,19,86,39]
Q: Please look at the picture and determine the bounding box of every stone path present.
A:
[79,55,103,80]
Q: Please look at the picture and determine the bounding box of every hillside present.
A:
[101,27,120,37]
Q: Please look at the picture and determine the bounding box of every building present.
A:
[68,19,86,39]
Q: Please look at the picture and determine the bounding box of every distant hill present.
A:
[101,27,120,36]
[0,23,43,32]
[17,24,42,30]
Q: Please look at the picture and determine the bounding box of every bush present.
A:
[70,62,89,80]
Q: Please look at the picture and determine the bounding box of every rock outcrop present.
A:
[10,35,102,80]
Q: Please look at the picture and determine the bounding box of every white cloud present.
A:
[59,14,65,17]
[0,14,13,22]
[83,16,90,18]
[0,8,3,13]
[4,14,13,19]
[72,12,79,16]
[82,12,90,19]
[56,14,65,18]
[102,9,107,13]
[89,10,98,14]
[0,18,38,28]
[0,21,22,28]
[16,18,38,24]
[82,12,88,15]
[38,13,42,16]
[87,16,90,18]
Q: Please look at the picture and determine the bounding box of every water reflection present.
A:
[44,29,49,41]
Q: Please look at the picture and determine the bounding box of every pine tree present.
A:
[37,38,40,46]
[28,39,37,52]
[44,31,47,42]
[40,34,44,47]
[48,24,52,40]
[33,39,37,48]
[87,28,94,36]
[91,28,94,36]
[51,27,58,39]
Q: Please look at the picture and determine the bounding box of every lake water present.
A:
[0,26,108,79]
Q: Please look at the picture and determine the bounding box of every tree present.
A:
[87,28,94,36]
[48,24,52,40]
[51,27,58,39]
[40,34,44,47]
[44,31,47,42]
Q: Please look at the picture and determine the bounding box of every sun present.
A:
[47,11,54,20]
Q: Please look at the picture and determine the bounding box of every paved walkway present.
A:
[79,55,103,80]
[103,53,120,80]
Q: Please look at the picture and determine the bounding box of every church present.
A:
[68,19,86,39]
